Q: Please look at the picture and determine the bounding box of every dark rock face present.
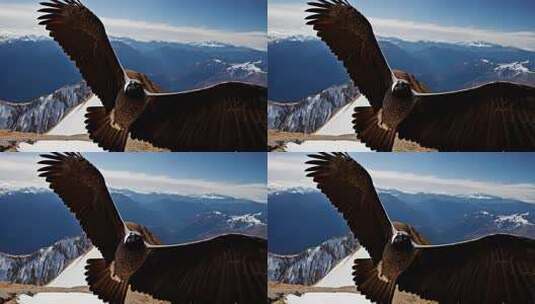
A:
[268,84,359,133]
[0,235,92,285]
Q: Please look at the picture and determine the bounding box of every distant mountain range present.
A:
[0,35,267,102]
[0,188,266,255]
[269,35,535,102]
[269,187,535,254]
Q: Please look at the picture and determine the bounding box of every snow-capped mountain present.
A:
[0,187,266,254]
[194,59,267,88]
[0,235,91,285]
[0,82,91,133]
[268,83,359,133]
[268,235,358,285]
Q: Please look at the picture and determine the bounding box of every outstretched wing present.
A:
[306,0,393,109]
[130,82,267,151]
[38,0,125,111]
[399,82,535,151]
[129,234,267,304]
[306,153,393,264]
[38,153,125,262]
[398,234,535,303]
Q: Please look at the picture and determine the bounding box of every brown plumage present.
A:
[38,153,267,304]
[38,0,267,152]
[306,0,535,152]
[306,153,535,304]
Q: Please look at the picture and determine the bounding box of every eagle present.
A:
[38,0,267,152]
[306,153,535,304]
[38,153,267,304]
[306,0,535,152]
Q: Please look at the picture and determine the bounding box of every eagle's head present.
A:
[125,231,145,250]
[392,231,412,250]
[125,80,145,99]
[392,80,413,99]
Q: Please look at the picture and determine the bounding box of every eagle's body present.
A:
[307,0,535,151]
[306,153,535,304]
[39,0,267,152]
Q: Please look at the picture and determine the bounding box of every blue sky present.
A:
[0,153,267,202]
[0,0,266,49]
[269,0,535,50]
[269,153,535,203]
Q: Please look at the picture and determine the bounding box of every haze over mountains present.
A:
[268,35,535,102]
[0,187,266,255]
[269,187,535,287]
[0,35,267,135]
[269,187,535,255]
[0,35,267,103]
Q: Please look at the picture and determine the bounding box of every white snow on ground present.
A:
[16,95,104,152]
[18,248,105,304]
[315,247,370,288]
[18,141,103,152]
[48,95,101,136]
[286,293,371,304]
[285,248,373,304]
[285,95,372,151]
[18,293,103,304]
[316,95,370,136]
[285,140,371,152]
[48,247,101,288]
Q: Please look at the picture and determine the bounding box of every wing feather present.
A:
[129,234,267,304]
[38,153,125,262]
[398,234,535,303]
[306,0,393,109]
[130,82,267,151]
[399,82,535,151]
[38,0,124,111]
[306,153,393,264]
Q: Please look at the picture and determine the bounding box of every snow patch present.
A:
[18,141,103,152]
[286,293,372,304]
[18,293,103,304]
[285,141,371,152]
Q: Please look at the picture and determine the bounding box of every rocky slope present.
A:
[0,235,91,285]
[268,235,358,285]
[268,84,359,133]
[0,82,91,133]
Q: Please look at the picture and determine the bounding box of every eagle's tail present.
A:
[353,106,395,152]
[85,258,128,304]
[85,106,128,152]
[353,258,395,304]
